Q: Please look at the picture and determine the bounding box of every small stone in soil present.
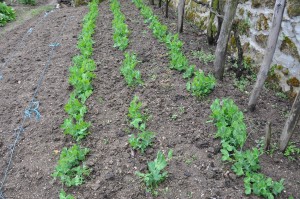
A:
[105,172,115,181]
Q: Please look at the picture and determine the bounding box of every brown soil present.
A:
[0,1,299,199]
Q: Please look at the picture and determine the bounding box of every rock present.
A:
[228,172,237,181]
[195,141,209,149]
[105,172,115,181]
[116,131,125,137]
[184,171,192,178]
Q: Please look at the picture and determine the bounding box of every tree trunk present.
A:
[159,0,162,7]
[248,0,286,111]
[216,0,224,43]
[149,0,154,5]
[279,92,300,151]
[177,0,185,33]
[165,0,169,18]
[207,0,219,45]
[213,0,238,80]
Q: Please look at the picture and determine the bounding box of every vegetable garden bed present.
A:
[0,0,299,198]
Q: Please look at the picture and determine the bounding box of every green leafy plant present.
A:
[244,173,284,198]
[192,50,215,64]
[52,145,90,187]
[120,52,143,87]
[128,95,147,130]
[59,190,74,199]
[0,2,16,26]
[129,130,155,153]
[136,150,173,196]
[284,142,300,161]
[18,0,36,5]
[183,65,195,79]
[186,71,216,99]
[210,98,285,198]
[110,0,129,51]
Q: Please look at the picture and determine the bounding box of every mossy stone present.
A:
[287,77,300,87]
[287,0,300,18]
[255,34,268,48]
[280,36,300,62]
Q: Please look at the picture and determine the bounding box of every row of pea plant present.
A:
[110,0,172,196]
[52,1,99,198]
[209,98,284,199]
[128,95,172,196]
[132,0,215,99]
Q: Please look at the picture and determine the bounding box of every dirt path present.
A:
[0,0,299,198]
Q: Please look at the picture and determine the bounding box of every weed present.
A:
[275,92,288,99]
[170,113,178,120]
[52,145,90,187]
[192,50,215,64]
[183,65,195,79]
[284,142,300,161]
[136,150,173,196]
[120,52,143,87]
[18,0,36,5]
[234,77,250,92]
[186,71,216,99]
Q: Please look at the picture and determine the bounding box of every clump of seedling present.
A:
[186,71,216,99]
[284,142,300,161]
[192,50,215,64]
[128,96,154,153]
[110,0,129,51]
[210,98,285,198]
[136,150,173,196]
[52,144,90,187]
[120,52,143,87]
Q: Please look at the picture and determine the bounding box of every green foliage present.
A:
[129,130,155,153]
[0,2,16,26]
[186,71,216,99]
[183,65,195,79]
[284,142,300,161]
[128,96,154,153]
[59,190,75,199]
[244,173,284,198]
[210,98,284,198]
[110,0,129,51]
[18,0,36,5]
[232,148,261,176]
[136,150,173,196]
[128,95,147,130]
[120,52,143,87]
[53,145,90,187]
[192,50,215,64]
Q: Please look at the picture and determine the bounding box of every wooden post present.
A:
[248,0,286,111]
[264,121,272,151]
[165,0,169,18]
[279,92,300,151]
[177,0,185,33]
[213,0,239,80]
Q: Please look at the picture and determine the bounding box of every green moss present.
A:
[280,36,300,62]
[186,11,196,21]
[239,8,244,16]
[242,42,250,53]
[287,0,300,17]
[256,13,269,31]
[237,19,250,36]
[287,77,300,87]
[252,0,261,8]
[255,34,268,48]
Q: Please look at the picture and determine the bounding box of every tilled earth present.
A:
[0,0,299,199]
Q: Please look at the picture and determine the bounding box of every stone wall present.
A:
[170,0,300,94]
